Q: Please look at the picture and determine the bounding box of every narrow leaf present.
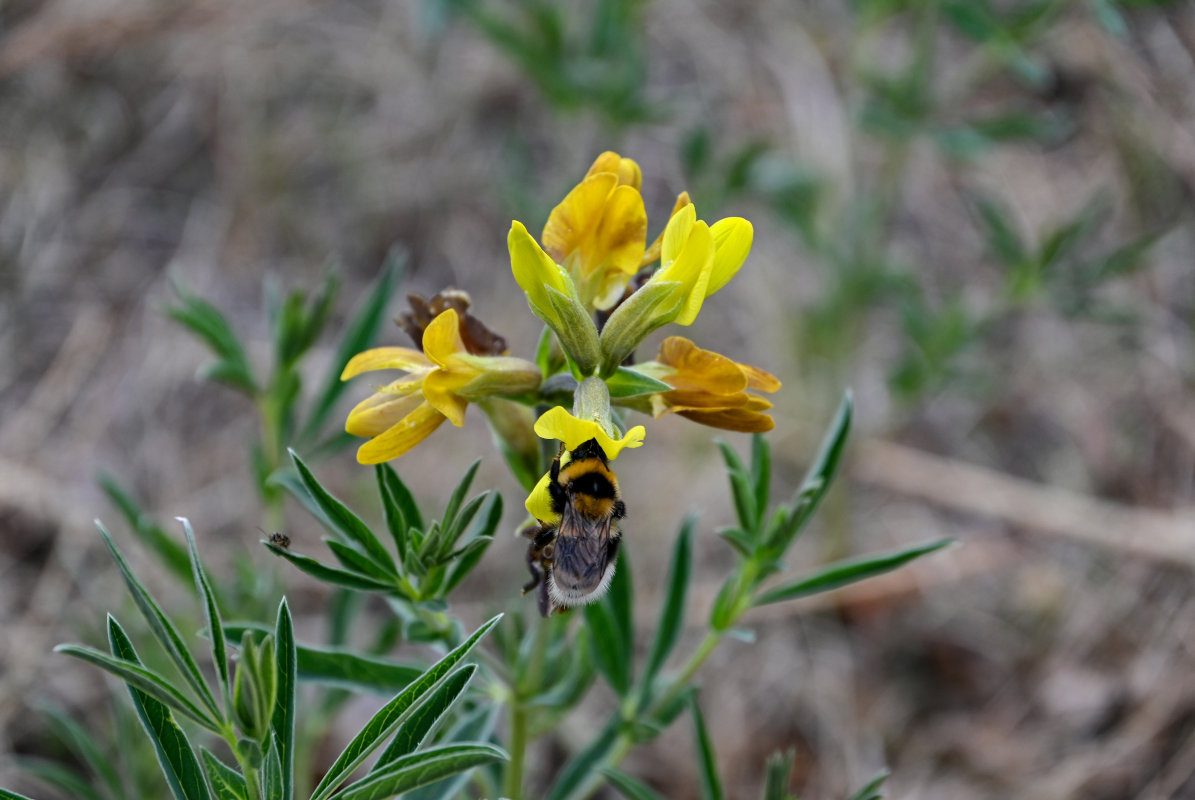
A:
[847,770,889,800]
[545,715,621,800]
[440,460,481,534]
[96,522,220,717]
[262,735,283,800]
[750,434,771,515]
[602,768,667,800]
[290,451,397,576]
[271,599,296,800]
[380,464,424,534]
[201,749,249,800]
[754,539,953,606]
[334,744,506,800]
[793,391,852,522]
[55,644,219,730]
[179,518,229,710]
[643,517,693,686]
[690,696,724,800]
[263,544,396,593]
[107,617,211,800]
[718,442,758,532]
[98,474,192,587]
[325,539,395,582]
[0,790,39,800]
[403,704,501,800]
[374,665,476,768]
[605,367,673,399]
[760,750,794,800]
[376,465,409,568]
[309,615,502,800]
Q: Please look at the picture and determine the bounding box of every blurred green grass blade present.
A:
[223,623,422,693]
[262,734,283,800]
[96,522,220,717]
[271,599,296,800]
[107,617,212,800]
[55,642,219,730]
[299,257,402,445]
[374,665,476,769]
[166,284,257,396]
[179,518,229,712]
[601,768,666,800]
[98,475,193,589]
[605,367,671,399]
[847,770,889,800]
[642,517,693,687]
[545,715,621,800]
[40,704,123,797]
[0,789,39,800]
[754,539,953,607]
[290,450,397,576]
[334,744,506,800]
[760,750,794,800]
[200,749,249,800]
[309,614,502,800]
[690,696,724,800]
[11,756,107,800]
[263,542,396,592]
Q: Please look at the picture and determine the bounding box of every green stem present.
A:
[504,616,553,799]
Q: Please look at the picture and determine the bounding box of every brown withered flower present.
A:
[396,288,508,356]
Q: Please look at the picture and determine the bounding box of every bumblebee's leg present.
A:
[522,547,544,595]
[611,499,626,520]
[537,576,552,617]
[547,448,567,515]
[605,531,622,563]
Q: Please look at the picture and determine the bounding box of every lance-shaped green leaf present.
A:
[167,284,257,395]
[309,614,502,800]
[754,539,953,606]
[601,768,667,800]
[642,517,694,689]
[98,474,192,588]
[271,599,296,800]
[179,518,229,710]
[439,460,480,535]
[334,744,506,800]
[289,451,397,577]
[793,391,851,525]
[379,463,424,534]
[107,617,211,800]
[201,749,249,800]
[605,367,672,399]
[325,539,395,583]
[690,696,724,800]
[442,495,501,596]
[263,544,396,593]
[96,522,220,718]
[760,750,795,800]
[299,255,402,445]
[55,642,219,730]
[751,433,771,516]
[404,703,501,800]
[376,466,410,568]
[221,624,419,693]
[262,734,284,800]
[374,664,476,769]
[847,770,889,800]
[0,789,39,800]
[718,442,759,535]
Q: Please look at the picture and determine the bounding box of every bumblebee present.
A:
[522,438,626,616]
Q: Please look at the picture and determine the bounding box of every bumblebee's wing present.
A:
[550,504,620,605]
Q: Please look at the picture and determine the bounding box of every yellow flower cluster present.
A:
[340,150,780,468]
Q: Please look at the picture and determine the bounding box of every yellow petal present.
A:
[656,337,747,394]
[341,347,432,380]
[592,184,647,277]
[346,392,424,437]
[421,309,466,368]
[584,151,642,189]
[422,369,472,427]
[355,401,448,463]
[679,407,775,433]
[657,220,715,326]
[707,218,753,296]
[660,203,697,267]
[509,221,570,311]
[542,172,618,261]
[740,364,781,393]
[641,192,692,267]
[525,471,559,523]
[585,151,623,179]
[533,406,645,460]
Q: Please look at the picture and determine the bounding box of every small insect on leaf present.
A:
[258,527,291,549]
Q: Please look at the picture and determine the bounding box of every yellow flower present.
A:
[342,309,541,463]
[598,203,753,373]
[542,151,648,310]
[523,406,645,522]
[635,336,781,433]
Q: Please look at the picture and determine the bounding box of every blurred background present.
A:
[2,0,1194,796]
